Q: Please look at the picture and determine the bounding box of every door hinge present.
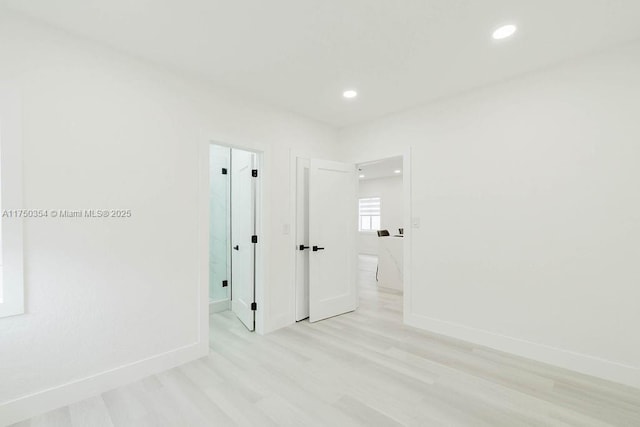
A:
[251,302,257,311]
[252,169,258,177]
[221,168,228,175]
[222,280,228,287]
[251,235,258,244]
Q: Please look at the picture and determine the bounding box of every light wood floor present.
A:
[12,255,640,426]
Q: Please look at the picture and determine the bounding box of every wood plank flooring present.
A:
[11,255,640,426]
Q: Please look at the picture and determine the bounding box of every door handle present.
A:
[233,245,239,251]
[299,245,310,251]
[312,246,325,252]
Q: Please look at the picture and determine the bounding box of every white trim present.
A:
[401,148,412,323]
[0,342,204,426]
[291,154,310,323]
[405,312,640,390]
[0,85,25,319]
[208,299,230,314]
[197,137,211,353]
[254,148,266,334]
[289,150,302,325]
[270,312,294,332]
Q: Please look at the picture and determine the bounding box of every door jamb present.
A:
[289,151,305,324]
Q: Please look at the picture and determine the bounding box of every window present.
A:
[359,197,381,232]
[0,86,24,318]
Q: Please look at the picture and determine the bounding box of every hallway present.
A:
[13,256,640,426]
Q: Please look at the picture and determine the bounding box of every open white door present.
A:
[231,149,256,331]
[308,159,357,322]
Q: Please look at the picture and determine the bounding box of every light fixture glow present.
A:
[492,24,517,40]
[359,174,365,178]
[394,170,401,174]
[343,90,358,99]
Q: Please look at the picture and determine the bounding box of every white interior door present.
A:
[295,158,310,321]
[308,159,357,322]
[231,149,256,331]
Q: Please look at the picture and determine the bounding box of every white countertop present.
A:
[377,236,403,291]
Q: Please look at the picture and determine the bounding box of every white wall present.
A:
[358,176,403,255]
[0,12,338,424]
[340,41,640,389]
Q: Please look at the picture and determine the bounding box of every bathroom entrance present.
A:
[208,143,260,332]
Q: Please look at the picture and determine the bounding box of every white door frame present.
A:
[289,150,309,323]
[199,139,265,338]
[294,157,310,321]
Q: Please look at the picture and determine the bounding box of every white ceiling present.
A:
[358,156,403,181]
[3,0,640,127]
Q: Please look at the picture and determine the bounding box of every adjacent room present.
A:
[356,156,406,321]
[1,1,640,426]
[357,157,405,290]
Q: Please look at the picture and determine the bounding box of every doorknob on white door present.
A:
[233,245,239,251]
[312,246,325,252]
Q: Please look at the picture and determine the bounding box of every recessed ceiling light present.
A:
[359,174,365,178]
[394,170,401,174]
[492,24,517,40]
[343,90,358,99]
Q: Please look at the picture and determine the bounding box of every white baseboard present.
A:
[208,299,230,314]
[405,312,640,390]
[265,312,293,335]
[0,342,208,426]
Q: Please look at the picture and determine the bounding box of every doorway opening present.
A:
[292,152,410,326]
[356,156,405,316]
[208,143,260,332]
